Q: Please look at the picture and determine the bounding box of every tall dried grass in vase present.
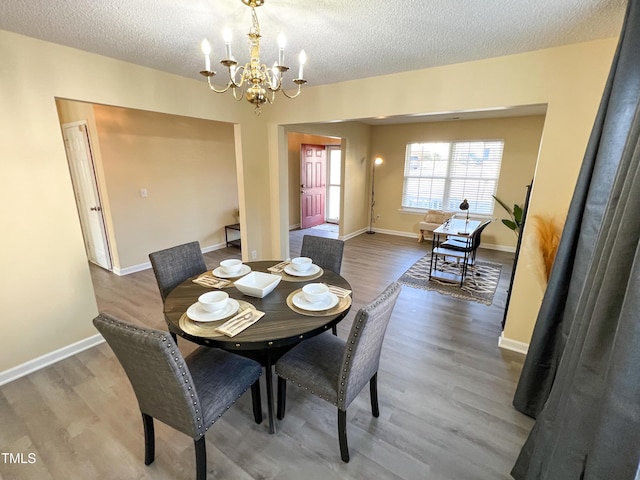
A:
[531,215,562,282]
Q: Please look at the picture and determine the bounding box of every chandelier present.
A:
[199,0,307,114]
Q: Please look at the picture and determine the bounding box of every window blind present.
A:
[402,140,504,214]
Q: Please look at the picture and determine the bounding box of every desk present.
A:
[224,223,241,249]
[164,260,352,433]
[429,219,482,286]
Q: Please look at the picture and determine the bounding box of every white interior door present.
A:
[62,122,112,270]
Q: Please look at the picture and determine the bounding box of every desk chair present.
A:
[149,241,208,341]
[431,220,491,285]
[275,282,401,462]
[93,313,262,480]
[441,219,492,267]
[301,235,345,335]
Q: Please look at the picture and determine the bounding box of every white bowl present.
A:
[302,283,329,304]
[198,291,229,312]
[220,258,243,275]
[234,271,281,298]
[291,257,313,272]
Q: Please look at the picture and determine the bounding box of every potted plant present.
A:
[492,195,523,237]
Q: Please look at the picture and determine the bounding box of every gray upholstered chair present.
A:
[300,234,344,275]
[149,241,208,341]
[149,241,208,301]
[300,234,345,335]
[93,313,262,480]
[275,282,401,462]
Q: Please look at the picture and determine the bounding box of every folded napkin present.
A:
[215,309,264,337]
[325,284,352,298]
[192,272,231,289]
[267,259,291,273]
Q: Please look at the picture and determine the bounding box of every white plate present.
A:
[284,264,321,277]
[187,299,239,322]
[212,264,251,278]
[292,291,339,311]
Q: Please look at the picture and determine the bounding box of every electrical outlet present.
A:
[251,250,257,260]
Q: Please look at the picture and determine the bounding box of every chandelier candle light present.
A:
[199,0,307,114]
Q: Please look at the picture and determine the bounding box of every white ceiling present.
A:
[0,0,626,121]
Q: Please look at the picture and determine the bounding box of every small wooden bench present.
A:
[418,210,453,242]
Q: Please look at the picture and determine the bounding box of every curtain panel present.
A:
[512,0,640,478]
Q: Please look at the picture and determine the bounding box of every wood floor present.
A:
[0,230,533,480]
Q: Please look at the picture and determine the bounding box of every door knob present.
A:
[90,206,102,211]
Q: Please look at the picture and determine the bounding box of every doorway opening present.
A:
[326,145,341,224]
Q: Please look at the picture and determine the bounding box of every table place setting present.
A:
[185,291,238,322]
[212,258,252,279]
[286,282,352,316]
[277,256,324,281]
[179,290,258,338]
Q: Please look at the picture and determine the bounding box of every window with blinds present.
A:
[402,140,504,215]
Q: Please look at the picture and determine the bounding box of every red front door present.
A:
[300,144,326,229]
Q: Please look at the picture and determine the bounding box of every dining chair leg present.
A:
[194,436,207,480]
[369,373,380,417]
[142,413,155,465]
[276,376,287,420]
[251,380,263,424]
[338,409,350,463]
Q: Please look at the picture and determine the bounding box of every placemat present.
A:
[179,299,255,338]
[286,288,352,316]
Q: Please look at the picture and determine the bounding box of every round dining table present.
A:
[163,260,352,433]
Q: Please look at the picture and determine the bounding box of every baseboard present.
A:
[113,262,151,276]
[362,228,516,253]
[341,228,368,241]
[0,334,105,386]
[498,332,529,355]
[482,243,516,253]
[366,227,418,239]
[201,242,226,254]
[113,242,227,276]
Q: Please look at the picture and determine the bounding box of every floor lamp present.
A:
[367,156,384,234]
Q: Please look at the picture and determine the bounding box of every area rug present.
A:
[398,253,502,305]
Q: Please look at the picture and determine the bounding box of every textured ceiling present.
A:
[0,0,627,89]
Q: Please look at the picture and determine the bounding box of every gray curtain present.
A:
[511,0,640,478]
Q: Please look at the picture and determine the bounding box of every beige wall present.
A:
[287,133,341,227]
[268,39,617,346]
[92,105,237,269]
[369,115,545,249]
[0,29,249,373]
[0,25,617,374]
[57,101,238,271]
